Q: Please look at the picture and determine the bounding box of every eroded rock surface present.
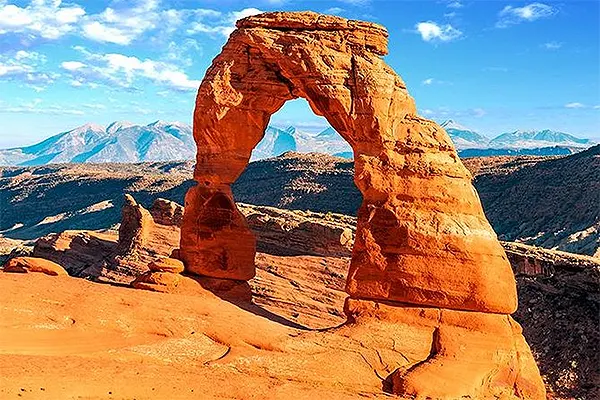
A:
[30,196,181,283]
[238,203,354,257]
[2,256,67,276]
[181,11,517,314]
[177,11,545,398]
[4,196,597,396]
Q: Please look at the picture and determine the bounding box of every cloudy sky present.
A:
[0,0,598,147]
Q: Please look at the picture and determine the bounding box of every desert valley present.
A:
[0,6,599,400]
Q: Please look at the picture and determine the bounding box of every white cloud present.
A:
[422,78,434,85]
[0,50,55,90]
[594,105,600,110]
[496,3,557,28]
[0,0,85,39]
[0,99,84,115]
[565,102,585,109]
[164,39,201,67]
[64,48,201,91]
[416,21,462,42]
[471,108,486,117]
[81,0,162,45]
[446,1,463,8]
[543,41,562,50]
[61,61,86,71]
[326,7,345,15]
[82,21,134,45]
[187,7,262,37]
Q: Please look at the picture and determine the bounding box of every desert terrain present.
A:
[1,9,599,400]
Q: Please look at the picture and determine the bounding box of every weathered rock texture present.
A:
[9,198,596,397]
[2,256,67,276]
[181,11,517,314]
[238,203,354,257]
[31,196,181,283]
[179,11,544,398]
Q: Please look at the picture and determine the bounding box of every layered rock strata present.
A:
[179,11,546,397]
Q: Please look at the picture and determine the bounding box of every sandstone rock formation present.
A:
[148,257,185,273]
[238,203,354,257]
[31,196,182,283]
[2,256,67,276]
[179,11,545,397]
[181,11,517,313]
[5,195,595,396]
[131,270,183,293]
[131,257,187,293]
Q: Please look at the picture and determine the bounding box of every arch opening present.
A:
[233,98,362,329]
[250,98,352,161]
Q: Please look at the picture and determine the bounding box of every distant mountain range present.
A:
[0,121,195,166]
[0,120,595,166]
[441,119,593,152]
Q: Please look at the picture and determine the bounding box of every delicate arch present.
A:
[180,11,517,314]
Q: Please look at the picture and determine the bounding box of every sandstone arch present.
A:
[181,11,515,313]
[180,12,545,398]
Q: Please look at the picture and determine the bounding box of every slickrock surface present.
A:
[2,256,67,276]
[1,199,597,397]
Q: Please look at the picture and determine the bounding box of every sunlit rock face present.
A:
[180,11,545,398]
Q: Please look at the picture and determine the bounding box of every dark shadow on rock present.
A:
[184,273,311,331]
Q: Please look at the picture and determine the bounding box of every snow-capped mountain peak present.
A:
[439,120,489,150]
[440,119,471,131]
[107,121,135,134]
[70,123,106,134]
[489,129,592,149]
[0,120,595,166]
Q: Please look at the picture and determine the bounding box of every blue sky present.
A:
[0,0,598,148]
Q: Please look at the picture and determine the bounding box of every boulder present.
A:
[3,256,67,276]
[148,257,185,274]
[131,271,182,293]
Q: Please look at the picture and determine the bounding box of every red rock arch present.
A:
[180,12,516,314]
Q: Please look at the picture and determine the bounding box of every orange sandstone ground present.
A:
[0,270,392,400]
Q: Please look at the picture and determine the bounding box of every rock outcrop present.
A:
[238,203,354,257]
[2,256,68,276]
[181,11,517,313]
[6,196,596,397]
[179,11,545,398]
[131,257,186,293]
[30,196,181,283]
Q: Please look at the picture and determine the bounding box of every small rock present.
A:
[3,257,68,276]
[148,257,185,273]
[131,271,182,293]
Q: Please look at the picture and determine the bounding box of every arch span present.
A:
[180,12,516,313]
[179,12,546,398]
